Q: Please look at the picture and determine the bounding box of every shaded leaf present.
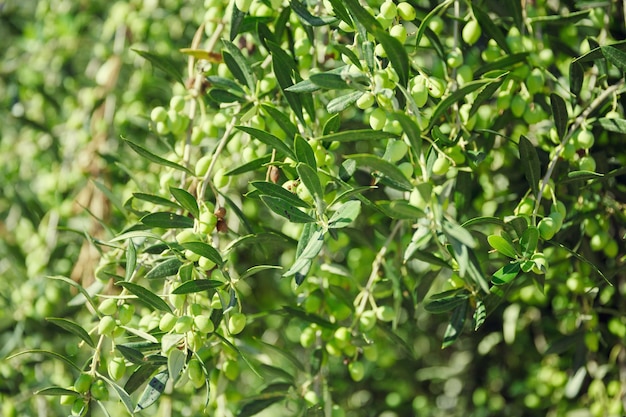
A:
[294,135,317,170]
[237,125,295,159]
[297,163,323,207]
[123,139,192,175]
[375,27,409,87]
[230,2,246,40]
[145,257,182,280]
[520,226,539,258]
[181,241,223,266]
[601,45,626,72]
[281,306,336,329]
[46,318,95,348]
[428,79,494,130]
[518,136,541,197]
[290,0,338,26]
[133,49,184,84]
[318,129,398,142]
[116,344,147,364]
[328,200,361,229]
[310,72,353,90]
[442,300,468,348]
[125,364,161,394]
[473,4,510,54]
[36,387,80,396]
[391,112,422,156]
[224,154,273,176]
[9,349,81,372]
[346,153,412,191]
[132,193,181,210]
[172,279,224,294]
[126,239,137,281]
[569,61,584,96]
[261,196,317,223]
[116,282,172,313]
[261,104,298,139]
[267,40,305,123]
[251,181,310,208]
[222,40,255,91]
[141,212,194,229]
[239,265,282,280]
[550,94,568,140]
[326,91,363,113]
[424,289,470,313]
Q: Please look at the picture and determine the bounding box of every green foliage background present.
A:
[1,0,626,416]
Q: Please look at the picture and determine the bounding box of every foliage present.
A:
[1,0,626,416]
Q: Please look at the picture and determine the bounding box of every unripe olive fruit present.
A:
[235,0,253,12]
[603,239,618,258]
[590,232,608,252]
[118,303,135,325]
[410,75,428,107]
[74,373,93,393]
[356,92,375,110]
[90,379,109,401]
[432,156,450,176]
[228,312,247,334]
[199,210,218,234]
[389,24,407,44]
[348,361,365,382]
[187,358,205,388]
[223,359,240,380]
[446,48,464,68]
[576,129,594,150]
[385,140,408,163]
[98,315,117,336]
[369,108,387,131]
[578,155,596,172]
[333,327,352,348]
[537,216,557,240]
[213,167,229,189]
[359,310,377,331]
[376,305,395,322]
[462,20,481,45]
[526,68,545,95]
[150,106,167,123]
[379,0,396,20]
[98,298,118,316]
[159,312,178,332]
[397,2,416,21]
[108,356,126,381]
[194,315,215,333]
[170,95,186,113]
[300,325,317,348]
[427,77,445,98]
[174,315,194,333]
[511,95,527,118]
[195,155,212,177]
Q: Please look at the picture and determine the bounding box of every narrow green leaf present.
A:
[310,72,353,89]
[116,345,147,364]
[9,350,81,372]
[318,129,398,143]
[116,282,172,313]
[406,250,450,269]
[141,212,194,229]
[427,79,493,130]
[596,117,626,133]
[224,232,291,253]
[98,374,135,415]
[133,49,184,84]
[334,44,361,67]
[388,201,425,219]
[123,139,193,175]
[206,76,246,94]
[252,181,310,208]
[550,94,568,140]
[442,220,476,249]
[237,125,295,159]
[462,216,507,228]
[391,112,421,156]
[469,76,505,117]
[545,240,610,285]
[518,136,541,197]
[326,91,364,113]
[442,300,468,348]
[125,364,161,394]
[520,226,539,258]
[473,300,486,331]
[172,279,224,294]
[46,318,95,348]
[424,289,470,313]
[566,170,604,180]
[36,387,80,396]
[414,0,453,46]
[126,239,137,281]
[285,78,320,93]
[181,241,223,266]
[267,41,305,124]
[224,154,272,176]
[208,88,244,103]
[260,196,317,223]
[145,258,182,280]
[487,235,518,258]
[230,2,246,40]
[261,104,298,139]
[343,0,381,33]
[168,349,186,382]
[134,370,169,412]
[375,28,408,87]
[327,0,352,26]
[239,265,282,280]
[297,163,323,206]
[328,200,361,229]
[222,40,255,91]
[529,9,589,25]
[238,395,287,417]
[345,153,413,191]
[294,135,317,170]
[281,306,336,329]
[473,5,511,54]
[569,61,584,97]
[47,276,98,313]
[602,45,626,72]
[290,0,338,26]
[132,193,182,210]
[491,262,521,286]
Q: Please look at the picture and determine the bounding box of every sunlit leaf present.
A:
[172,279,224,294]
[145,257,182,280]
[46,318,95,348]
[442,300,469,348]
[141,212,194,229]
[491,262,521,286]
[116,282,172,313]
[134,370,169,412]
[518,136,541,197]
[123,139,192,175]
[261,196,317,223]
